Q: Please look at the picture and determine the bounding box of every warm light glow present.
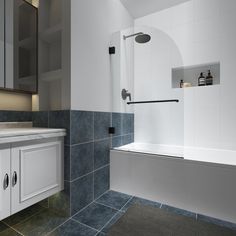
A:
[25,0,39,8]
[0,91,32,111]
[32,94,39,111]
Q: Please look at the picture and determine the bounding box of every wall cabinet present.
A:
[0,138,63,220]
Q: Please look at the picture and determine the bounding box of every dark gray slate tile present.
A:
[101,211,124,233]
[122,134,134,145]
[0,225,20,236]
[3,204,44,227]
[122,113,134,135]
[96,191,132,210]
[96,233,106,236]
[49,110,70,145]
[112,136,122,148]
[49,219,97,236]
[64,146,71,181]
[71,142,94,180]
[71,173,94,215]
[197,214,236,231]
[71,111,94,145]
[13,208,68,236]
[111,113,122,136]
[94,112,110,140]
[94,166,110,199]
[32,111,49,127]
[161,204,196,219]
[121,196,161,212]
[0,111,32,122]
[0,222,8,233]
[94,139,110,170]
[73,202,117,231]
[49,181,71,217]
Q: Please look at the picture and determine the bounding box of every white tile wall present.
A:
[134,0,236,155]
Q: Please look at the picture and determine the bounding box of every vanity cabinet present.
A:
[0,145,11,220]
[0,138,64,220]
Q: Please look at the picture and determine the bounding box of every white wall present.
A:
[70,0,134,112]
[134,0,236,151]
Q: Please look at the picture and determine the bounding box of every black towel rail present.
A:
[127,99,179,105]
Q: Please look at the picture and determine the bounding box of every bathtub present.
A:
[110,143,236,223]
[115,142,236,166]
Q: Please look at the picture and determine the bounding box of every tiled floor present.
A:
[1,191,236,236]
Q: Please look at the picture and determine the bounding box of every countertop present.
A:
[0,127,66,144]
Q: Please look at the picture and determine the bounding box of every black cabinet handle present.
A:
[3,174,9,190]
[12,171,17,187]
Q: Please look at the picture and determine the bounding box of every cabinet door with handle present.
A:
[11,140,63,214]
[0,145,11,220]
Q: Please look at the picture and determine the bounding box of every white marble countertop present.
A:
[0,127,66,144]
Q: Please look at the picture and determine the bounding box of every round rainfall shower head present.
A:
[123,32,151,44]
[135,34,151,44]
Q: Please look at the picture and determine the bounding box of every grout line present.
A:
[68,164,110,183]
[2,221,24,236]
[98,210,121,234]
[120,196,134,212]
[4,208,45,234]
[70,137,111,148]
[71,218,99,233]
[45,218,71,236]
[94,201,120,212]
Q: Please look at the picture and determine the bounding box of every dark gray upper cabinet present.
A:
[0,0,4,88]
[3,0,38,93]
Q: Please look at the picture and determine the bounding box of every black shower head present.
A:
[135,34,151,44]
[123,32,151,44]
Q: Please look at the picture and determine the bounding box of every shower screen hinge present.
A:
[109,47,116,54]
[108,127,115,134]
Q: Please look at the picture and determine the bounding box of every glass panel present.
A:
[111,27,184,154]
[0,0,4,88]
[5,0,37,93]
[112,0,236,167]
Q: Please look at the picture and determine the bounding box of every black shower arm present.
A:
[127,99,179,105]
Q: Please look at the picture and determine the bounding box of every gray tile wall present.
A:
[31,110,134,216]
[0,110,134,217]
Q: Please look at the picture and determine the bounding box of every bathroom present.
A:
[0,0,235,235]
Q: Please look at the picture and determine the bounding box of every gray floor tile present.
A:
[197,214,236,231]
[3,204,44,227]
[101,211,124,233]
[73,202,117,231]
[49,219,97,236]
[96,191,132,210]
[121,196,161,212]
[161,204,196,219]
[12,208,68,236]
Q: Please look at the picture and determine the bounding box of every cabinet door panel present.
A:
[0,146,11,220]
[11,141,63,214]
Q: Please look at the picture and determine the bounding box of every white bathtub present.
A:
[115,142,236,166]
[110,143,236,223]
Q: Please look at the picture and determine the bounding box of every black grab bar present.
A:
[127,99,179,105]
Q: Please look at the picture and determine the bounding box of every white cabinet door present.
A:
[0,145,11,220]
[11,140,63,214]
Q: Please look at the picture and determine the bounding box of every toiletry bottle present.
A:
[206,70,213,85]
[180,79,184,88]
[198,72,206,86]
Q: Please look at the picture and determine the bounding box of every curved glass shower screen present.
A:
[111,1,236,167]
[110,26,184,158]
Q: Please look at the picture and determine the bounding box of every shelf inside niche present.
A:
[40,24,62,43]
[40,69,62,82]
[172,62,220,89]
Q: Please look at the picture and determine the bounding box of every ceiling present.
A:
[120,0,190,19]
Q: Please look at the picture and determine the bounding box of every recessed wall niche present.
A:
[172,62,220,89]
